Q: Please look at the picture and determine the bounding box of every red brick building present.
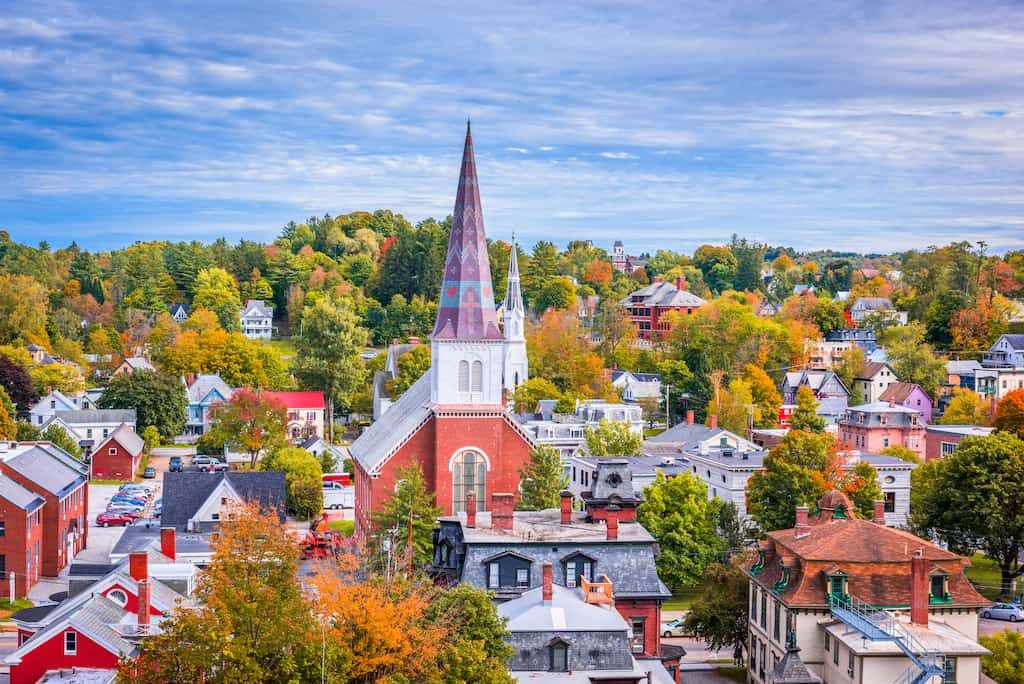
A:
[924,425,996,462]
[620,278,706,341]
[351,125,533,542]
[91,423,144,481]
[0,443,89,577]
[0,476,44,596]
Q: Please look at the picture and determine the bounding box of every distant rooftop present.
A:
[439,509,656,544]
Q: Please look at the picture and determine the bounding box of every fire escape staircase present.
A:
[829,594,946,684]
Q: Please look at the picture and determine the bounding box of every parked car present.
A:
[169,456,184,472]
[142,466,157,478]
[153,499,162,517]
[661,618,689,638]
[192,456,229,472]
[97,511,134,527]
[119,485,151,498]
[104,506,141,519]
[983,603,1024,622]
[111,494,147,505]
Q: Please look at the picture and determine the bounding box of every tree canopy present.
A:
[98,370,187,440]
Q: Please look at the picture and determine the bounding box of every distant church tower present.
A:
[430,121,507,406]
[502,234,529,395]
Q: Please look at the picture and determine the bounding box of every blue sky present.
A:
[1,1,1022,254]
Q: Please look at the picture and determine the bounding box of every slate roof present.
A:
[186,374,233,404]
[768,645,822,683]
[0,473,45,511]
[240,299,273,318]
[31,390,77,413]
[852,297,893,310]
[98,423,144,456]
[160,471,286,529]
[499,584,627,632]
[925,425,995,438]
[573,455,691,478]
[6,594,136,667]
[879,382,929,404]
[120,357,155,372]
[845,401,921,415]
[946,360,982,374]
[1,443,87,497]
[621,280,707,308]
[49,409,137,425]
[350,371,433,474]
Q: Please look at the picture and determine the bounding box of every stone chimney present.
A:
[137,579,151,628]
[606,516,619,540]
[709,414,718,430]
[560,490,573,525]
[794,505,810,538]
[686,409,695,426]
[129,551,148,582]
[465,492,476,528]
[542,562,553,603]
[873,500,886,525]
[491,493,514,530]
[910,550,929,626]
[160,527,176,561]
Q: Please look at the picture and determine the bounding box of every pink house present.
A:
[878,382,933,424]
[838,402,926,460]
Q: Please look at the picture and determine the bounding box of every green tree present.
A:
[842,460,883,520]
[208,388,288,469]
[42,423,81,457]
[879,444,922,464]
[532,276,576,313]
[584,419,642,456]
[683,563,750,661]
[925,288,971,347]
[940,388,992,426]
[883,324,947,399]
[425,584,516,684]
[192,267,242,332]
[516,445,568,511]
[834,345,865,406]
[747,457,823,532]
[142,425,161,453]
[292,297,368,441]
[98,370,188,440]
[914,433,1024,597]
[511,377,562,413]
[788,385,826,433]
[980,629,1024,684]
[260,447,323,519]
[638,471,723,591]
[367,464,443,572]
[386,345,431,399]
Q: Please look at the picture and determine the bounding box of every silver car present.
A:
[982,603,1024,622]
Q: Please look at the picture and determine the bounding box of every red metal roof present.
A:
[263,391,325,409]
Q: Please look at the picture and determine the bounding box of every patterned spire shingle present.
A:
[431,122,503,340]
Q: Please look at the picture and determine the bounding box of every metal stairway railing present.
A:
[829,594,945,684]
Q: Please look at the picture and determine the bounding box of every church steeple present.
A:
[502,233,528,393]
[503,233,524,324]
[431,121,502,341]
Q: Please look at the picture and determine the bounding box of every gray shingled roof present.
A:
[621,281,706,308]
[51,409,137,425]
[240,299,273,317]
[99,423,144,455]
[2,444,87,497]
[0,474,45,510]
[648,422,721,445]
[768,645,822,683]
[499,584,627,632]
[160,471,286,530]
[350,372,433,474]
[186,374,233,404]
[1001,334,1024,350]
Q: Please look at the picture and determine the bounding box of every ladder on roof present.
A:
[829,594,946,684]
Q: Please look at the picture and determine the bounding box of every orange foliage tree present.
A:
[994,389,1024,438]
[583,259,613,288]
[526,308,615,399]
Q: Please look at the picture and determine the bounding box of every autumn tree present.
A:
[707,376,755,435]
[994,389,1024,438]
[980,629,1024,684]
[192,267,242,331]
[0,354,38,412]
[940,388,992,426]
[584,419,641,456]
[526,308,613,398]
[511,377,561,413]
[425,584,517,684]
[208,388,288,468]
[127,503,315,683]
[788,385,825,433]
[28,363,86,396]
[0,274,49,345]
[0,392,15,440]
[516,445,568,511]
[367,464,443,574]
[743,364,781,428]
[583,259,613,288]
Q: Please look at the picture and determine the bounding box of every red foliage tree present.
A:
[994,389,1024,438]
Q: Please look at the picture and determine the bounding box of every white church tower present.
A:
[502,233,529,395]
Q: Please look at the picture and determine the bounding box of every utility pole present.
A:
[663,383,672,428]
[405,504,414,580]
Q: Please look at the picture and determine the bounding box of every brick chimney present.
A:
[911,551,929,626]
[465,492,476,528]
[491,493,514,530]
[873,500,886,525]
[160,527,176,561]
[686,409,695,426]
[542,561,553,603]
[606,515,619,540]
[709,414,718,430]
[676,276,687,291]
[794,505,809,538]
[560,490,573,525]
[129,551,148,582]
[137,578,151,628]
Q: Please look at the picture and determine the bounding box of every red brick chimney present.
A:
[606,516,619,540]
[873,500,886,525]
[560,490,573,525]
[137,579,151,628]
[491,493,514,530]
[686,409,695,426]
[542,562,553,603]
[465,492,476,528]
[676,276,687,291]
[911,551,929,626]
[129,551,148,582]
[794,505,809,538]
[160,527,176,561]
[709,414,718,430]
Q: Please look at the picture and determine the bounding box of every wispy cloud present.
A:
[599,151,637,160]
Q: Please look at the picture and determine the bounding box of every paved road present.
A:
[979,616,1024,636]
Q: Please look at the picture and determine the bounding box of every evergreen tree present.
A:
[367,464,443,573]
[788,386,826,433]
[98,370,187,440]
[516,445,568,511]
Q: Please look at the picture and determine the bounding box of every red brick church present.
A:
[351,124,533,542]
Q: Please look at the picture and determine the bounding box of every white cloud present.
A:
[600,151,637,159]
[506,147,528,153]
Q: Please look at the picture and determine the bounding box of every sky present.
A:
[1,1,1023,254]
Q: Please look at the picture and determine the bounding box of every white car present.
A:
[983,603,1024,622]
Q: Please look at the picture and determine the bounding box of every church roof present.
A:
[431,122,503,341]
[503,234,523,313]
[350,372,434,475]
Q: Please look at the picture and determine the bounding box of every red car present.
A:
[97,511,135,527]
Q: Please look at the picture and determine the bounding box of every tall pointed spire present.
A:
[503,232,523,314]
[432,123,503,340]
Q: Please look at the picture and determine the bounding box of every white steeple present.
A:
[502,233,529,396]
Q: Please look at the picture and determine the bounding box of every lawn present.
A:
[663,587,702,611]
[644,428,666,438]
[262,338,297,360]
[716,667,748,683]
[328,519,355,537]
[966,553,1005,601]
[0,597,34,621]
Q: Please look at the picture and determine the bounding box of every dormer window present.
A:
[827,571,848,601]
[437,541,450,567]
[563,552,595,588]
[549,638,569,672]
[930,571,951,604]
[483,552,532,590]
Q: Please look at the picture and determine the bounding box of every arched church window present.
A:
[471,361,483,392]
[458,361,470,392]
[452,450,486,513]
